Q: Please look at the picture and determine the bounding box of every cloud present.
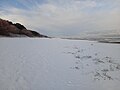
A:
[0,0,120,36]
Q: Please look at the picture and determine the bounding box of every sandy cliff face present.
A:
[0,19,48,37]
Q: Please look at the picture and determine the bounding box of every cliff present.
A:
[0,18,48,37]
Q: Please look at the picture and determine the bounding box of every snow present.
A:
[0,38,120,90]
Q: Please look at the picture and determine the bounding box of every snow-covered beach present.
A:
[0,38,120,90]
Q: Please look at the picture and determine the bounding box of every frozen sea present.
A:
[0,38,120,90]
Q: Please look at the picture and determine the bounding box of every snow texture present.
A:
[0,38,120,90]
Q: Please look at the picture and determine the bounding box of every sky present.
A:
[0,0,120,37]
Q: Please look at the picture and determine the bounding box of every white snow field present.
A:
[0,38,120,90]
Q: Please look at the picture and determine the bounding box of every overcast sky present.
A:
[0,0,120,37]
